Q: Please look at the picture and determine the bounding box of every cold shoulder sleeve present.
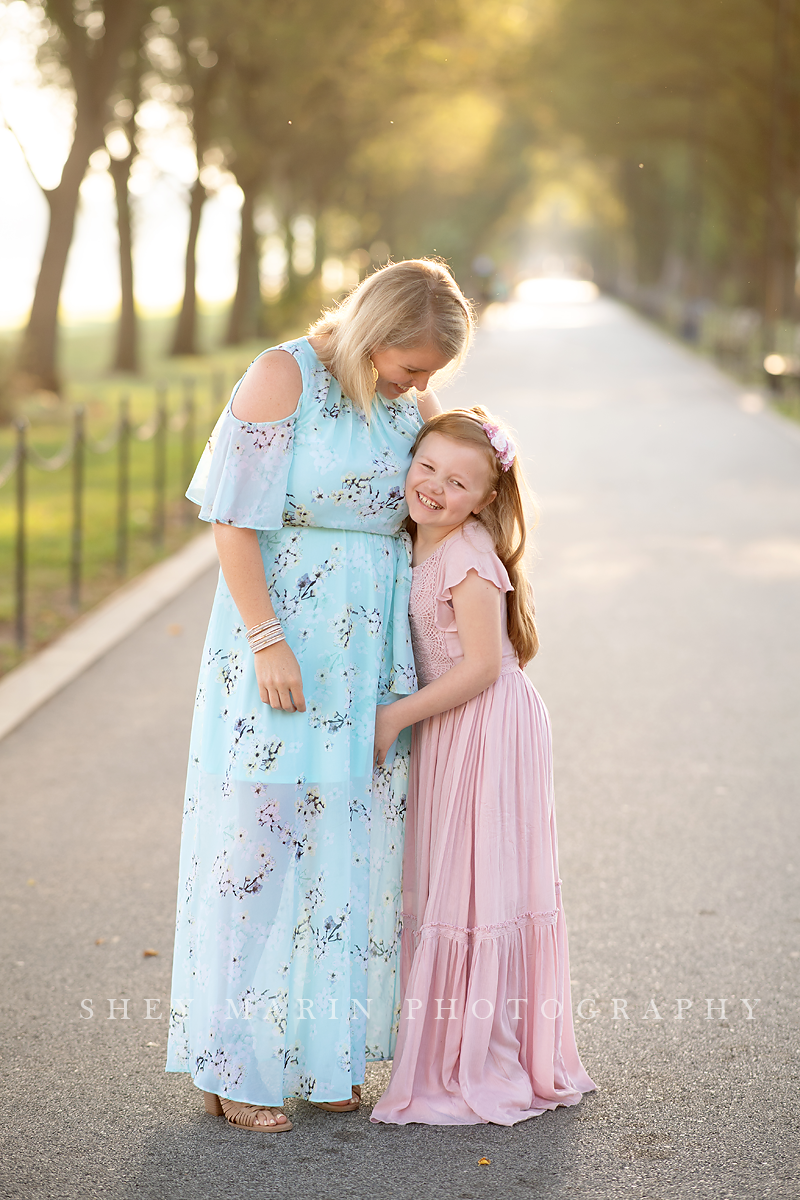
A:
[434,522,512,635]
[186,404,295,529]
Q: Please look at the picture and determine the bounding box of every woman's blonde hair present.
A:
[408,407,540,666]
[308,259,475,414]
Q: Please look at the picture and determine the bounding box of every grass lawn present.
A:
[0,307,302,677]
[771,392,800,425]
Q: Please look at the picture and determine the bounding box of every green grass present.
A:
[771,390,800,425]
[0,377,225,676]
[0,308,304,677]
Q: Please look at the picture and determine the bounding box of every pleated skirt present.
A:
[371,666,595,1125]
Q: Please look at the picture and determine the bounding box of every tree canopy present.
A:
[9,0,797,394]
[540,0,800,320]
[13,0,547,390]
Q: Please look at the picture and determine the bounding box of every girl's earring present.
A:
[369,358,379,391]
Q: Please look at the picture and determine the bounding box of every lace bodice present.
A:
[409,547,453,686]
[409,522,517,688]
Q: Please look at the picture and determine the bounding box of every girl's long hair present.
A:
[308,259,474,415]
[408,407,540,666]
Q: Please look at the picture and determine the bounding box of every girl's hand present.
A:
[254,640,306,712]
[374,704,401,766]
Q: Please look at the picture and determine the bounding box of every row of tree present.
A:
[12,0,543,395]
[540,0,800,332]
[12,0,797,397]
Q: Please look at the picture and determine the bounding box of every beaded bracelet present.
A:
[246,619,285,653]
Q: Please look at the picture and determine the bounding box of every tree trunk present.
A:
[763,0,792,338]
[313,216,326,284]
[16,131,99,393]
[15,0,145,395]
[171,179,207,357]
[283,217,301,306]
[226,183,261,345]
[110,150,138,373]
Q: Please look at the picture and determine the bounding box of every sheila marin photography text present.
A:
[78,996,763,1022]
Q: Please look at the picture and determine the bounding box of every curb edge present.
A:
[0,530,218,742]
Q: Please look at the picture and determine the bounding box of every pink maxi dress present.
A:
[371,520,595,1125]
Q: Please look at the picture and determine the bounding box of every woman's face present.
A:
[370,344,452,400]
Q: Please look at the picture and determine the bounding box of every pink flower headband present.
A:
[481,421,516,471]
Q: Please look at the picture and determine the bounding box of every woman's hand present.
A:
[254,640,306,712]
[374,703,402,766]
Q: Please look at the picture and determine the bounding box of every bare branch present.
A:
[0,107,51,196]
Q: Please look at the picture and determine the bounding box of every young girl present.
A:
[371,407,595,1126]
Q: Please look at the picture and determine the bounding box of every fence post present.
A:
[212,369,225,424]
[182,378,195,524]
[70,406,85,609]
[116,396,130,577]
[14,419,26,651]
[153,384,167,550]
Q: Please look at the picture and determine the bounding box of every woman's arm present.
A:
[214,527,307,715]
[231,349,302,421]
[213,349,306,712]
[373,569,502,763]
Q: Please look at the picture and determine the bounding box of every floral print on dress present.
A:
[187,417,295,530]
[167,336,421,1106]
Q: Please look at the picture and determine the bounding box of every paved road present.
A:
[2,297,799,1200]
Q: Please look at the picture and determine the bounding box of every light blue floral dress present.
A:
[166,336,422,1105]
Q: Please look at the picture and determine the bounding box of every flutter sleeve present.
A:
[186,403,295,529]
[434,522,512,636]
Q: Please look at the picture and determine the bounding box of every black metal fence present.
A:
[0,370,236,654]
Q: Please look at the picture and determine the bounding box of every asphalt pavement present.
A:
[1,295,799,1199]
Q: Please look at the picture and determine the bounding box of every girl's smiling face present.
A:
[405,431,497,534]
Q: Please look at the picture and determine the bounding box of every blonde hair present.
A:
[308,259,475,415]
[408,407,540,666]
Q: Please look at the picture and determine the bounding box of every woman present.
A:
[166,259,474,1131]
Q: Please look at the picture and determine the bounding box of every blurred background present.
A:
[1,0,799,669]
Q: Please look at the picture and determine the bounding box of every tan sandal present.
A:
[310,1084,361,1113]
[203,1090,292,1132]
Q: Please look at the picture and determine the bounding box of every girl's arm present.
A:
[374,569,502,763]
